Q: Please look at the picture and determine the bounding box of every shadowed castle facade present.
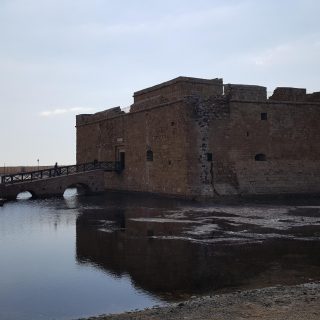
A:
[76,76,320,198]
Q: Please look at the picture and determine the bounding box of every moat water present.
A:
[1,190,320,320]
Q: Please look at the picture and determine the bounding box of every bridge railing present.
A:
[0,161,121,185]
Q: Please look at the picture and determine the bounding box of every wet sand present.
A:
[81,282,320,320]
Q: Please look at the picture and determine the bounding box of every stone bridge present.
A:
[0,161,119,201]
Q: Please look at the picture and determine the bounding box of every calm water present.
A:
[0,190,163,320]
[1,190,320,320]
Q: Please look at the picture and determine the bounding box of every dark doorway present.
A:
[120,152,125,170]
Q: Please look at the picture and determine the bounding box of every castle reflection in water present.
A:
[75,193,320,301]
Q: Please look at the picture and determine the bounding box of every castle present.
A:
[76,76,320,198]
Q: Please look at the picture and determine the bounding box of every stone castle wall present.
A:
[77,101,193,197]
[208,99,320,195]
[133,76,222,103]
[76,76,320,198]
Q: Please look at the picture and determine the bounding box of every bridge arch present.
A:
[64,183,92,196]
[16,190,37,200]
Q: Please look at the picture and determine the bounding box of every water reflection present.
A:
[75,194,320,300]
[0,193,162,320]
[1,192,320,320]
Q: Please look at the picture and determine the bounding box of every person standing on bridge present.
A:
[54,162,60,176]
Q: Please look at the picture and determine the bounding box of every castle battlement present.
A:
[77,77,320,127]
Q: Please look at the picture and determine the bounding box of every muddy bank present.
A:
[81,282,320,320]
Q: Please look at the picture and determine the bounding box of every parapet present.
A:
[269,87,307,102]
[76,107,124,126]
[224,84,267,101]
[75,78,320,126]
[131,76,223,112]
[129,95,170,113]
[306,91,320,102]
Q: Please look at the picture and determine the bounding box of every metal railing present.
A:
[1,161,121,184]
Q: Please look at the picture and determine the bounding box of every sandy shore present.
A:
[81,282,320,320]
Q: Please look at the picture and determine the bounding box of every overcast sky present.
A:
[1,0,320,166]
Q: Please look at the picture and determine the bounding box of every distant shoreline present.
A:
[0,166,53,175]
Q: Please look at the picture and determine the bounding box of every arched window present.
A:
[255,153,266,161]
[146,149,153,161]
